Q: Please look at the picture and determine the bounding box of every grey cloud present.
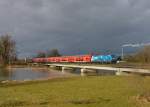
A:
[0,0,150,57]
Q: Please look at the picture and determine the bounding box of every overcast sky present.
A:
[0,0,150,57]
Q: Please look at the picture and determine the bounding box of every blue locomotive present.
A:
[91,54,120,63]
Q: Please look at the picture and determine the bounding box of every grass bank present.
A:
[0,76,150,107]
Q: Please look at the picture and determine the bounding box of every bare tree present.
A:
[0,34,16,65]
[136,45,150,63]
[125,45,150,63]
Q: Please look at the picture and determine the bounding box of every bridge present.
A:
[43,64,150,76]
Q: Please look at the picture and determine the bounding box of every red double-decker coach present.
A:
[33,54,92,63]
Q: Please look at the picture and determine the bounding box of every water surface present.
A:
[0,67,68,81]
[0,67,116,81]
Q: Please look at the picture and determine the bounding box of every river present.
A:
[0,67,74,81]
[0,67,116,81]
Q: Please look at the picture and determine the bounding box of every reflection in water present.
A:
[0,67,67,81]
[0,67,116,81]
[0,68,10,81]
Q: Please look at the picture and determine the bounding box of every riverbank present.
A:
[0,76,150,107]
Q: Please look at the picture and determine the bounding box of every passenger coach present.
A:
[32,54,120,64]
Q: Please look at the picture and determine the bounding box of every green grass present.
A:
[0,76,150,107]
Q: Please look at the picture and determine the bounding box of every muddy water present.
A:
[0,67,71,81]
[0,67,116,81]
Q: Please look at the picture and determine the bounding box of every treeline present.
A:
[13,49,62,65]
[0,34,62,66]
[35,49,61,58]
[125,45,150,63]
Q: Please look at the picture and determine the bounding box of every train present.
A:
[32,54,121,64]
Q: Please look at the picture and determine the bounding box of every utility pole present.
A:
[24,57,27,63]
[121,47,124,60]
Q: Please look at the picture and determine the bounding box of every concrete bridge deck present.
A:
[45,64,150,76]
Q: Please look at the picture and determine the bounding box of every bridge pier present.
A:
[50,65,58,70]
[116,71,123,76]
[116,69,132,76]
[62,67,74,73]
[81,68,97,76]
